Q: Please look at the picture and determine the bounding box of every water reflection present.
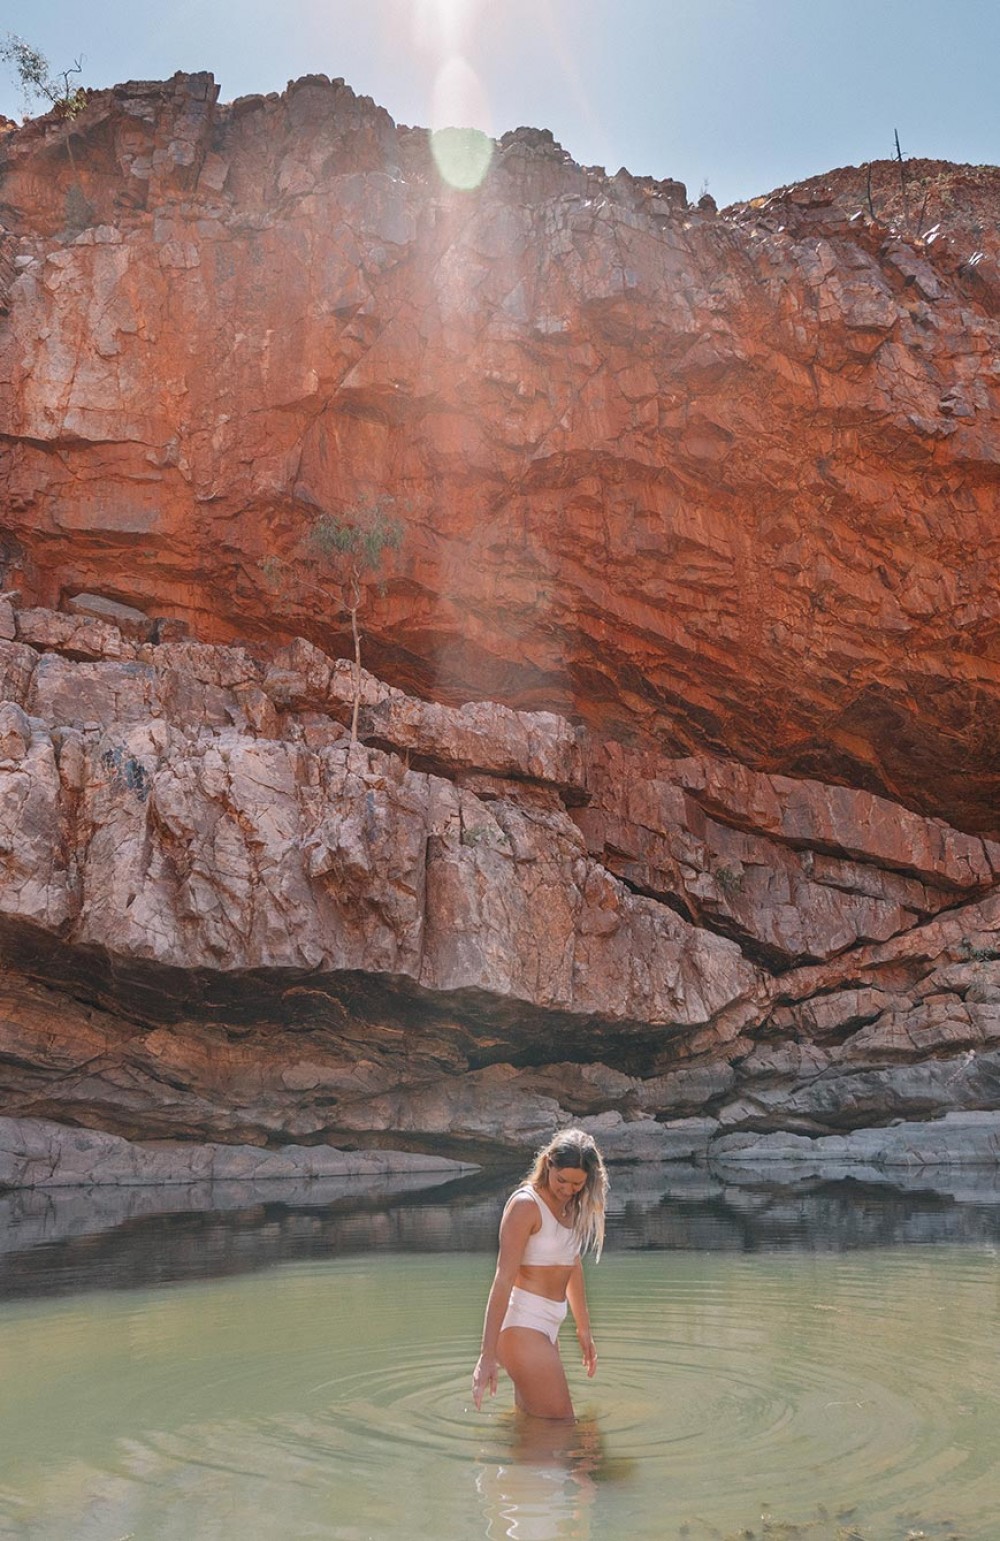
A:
[477,1415,609,1540]
[0,1168,474,1297]
[5,1160,1000,1299]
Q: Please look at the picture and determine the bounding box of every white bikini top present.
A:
[513,1185,581,1267]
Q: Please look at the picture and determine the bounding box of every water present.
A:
[2,1167,999,1540]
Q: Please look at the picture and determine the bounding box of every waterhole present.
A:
[1,1172,998,1539]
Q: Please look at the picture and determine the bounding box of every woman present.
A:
[472,1129,609,1421]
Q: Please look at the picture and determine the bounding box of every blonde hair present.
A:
[525,1128,609,1260]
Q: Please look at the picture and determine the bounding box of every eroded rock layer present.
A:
[0,608,997,1166]
[1,77,999,1170]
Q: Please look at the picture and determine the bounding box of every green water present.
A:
[2,1240,998,1539]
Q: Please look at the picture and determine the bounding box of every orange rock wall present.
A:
[1,75,998,833]
[1,76,1000,1164]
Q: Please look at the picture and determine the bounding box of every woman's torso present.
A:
[509,1185,580,1301]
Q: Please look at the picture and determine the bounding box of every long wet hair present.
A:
[525,1128,610,1260]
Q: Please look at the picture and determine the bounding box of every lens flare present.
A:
[430,125,493,190]
[429,54,493,189]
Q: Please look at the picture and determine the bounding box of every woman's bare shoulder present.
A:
[502,1188,541,1225]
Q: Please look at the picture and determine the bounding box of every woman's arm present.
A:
[566,1258,597,1377]
[472,1195,537,1410]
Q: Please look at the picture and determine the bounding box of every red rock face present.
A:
[1,76,998,834]
[1,77,999,1165]
[0,611,997,1162]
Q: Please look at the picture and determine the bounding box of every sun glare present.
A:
[429,125,493,190]
[419,7,494,190]
[429,52,493,188]
[413,0,479,58]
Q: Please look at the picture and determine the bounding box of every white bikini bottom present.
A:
[500,1286,568,1344]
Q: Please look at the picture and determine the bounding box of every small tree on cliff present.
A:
[261,496,405,743]
[1,34,91,231]
[0,34,86,118]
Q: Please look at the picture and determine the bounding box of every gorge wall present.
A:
[1,74,998,1176]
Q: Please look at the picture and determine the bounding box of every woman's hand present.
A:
[472,1352,499,1410]
[577,1331,597,1378]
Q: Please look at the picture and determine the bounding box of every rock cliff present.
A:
[1,75,998,1174]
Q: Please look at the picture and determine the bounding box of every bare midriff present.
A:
[514,1263,575,1301]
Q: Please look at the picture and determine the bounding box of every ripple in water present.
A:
[1,1249,998,1538]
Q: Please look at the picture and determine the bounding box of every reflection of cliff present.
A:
[6,1165,1000,1299]
[1,76,999,1163]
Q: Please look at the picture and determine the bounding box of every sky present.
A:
[0,0,997,207]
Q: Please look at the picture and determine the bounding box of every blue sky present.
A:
[1,0,997,206]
